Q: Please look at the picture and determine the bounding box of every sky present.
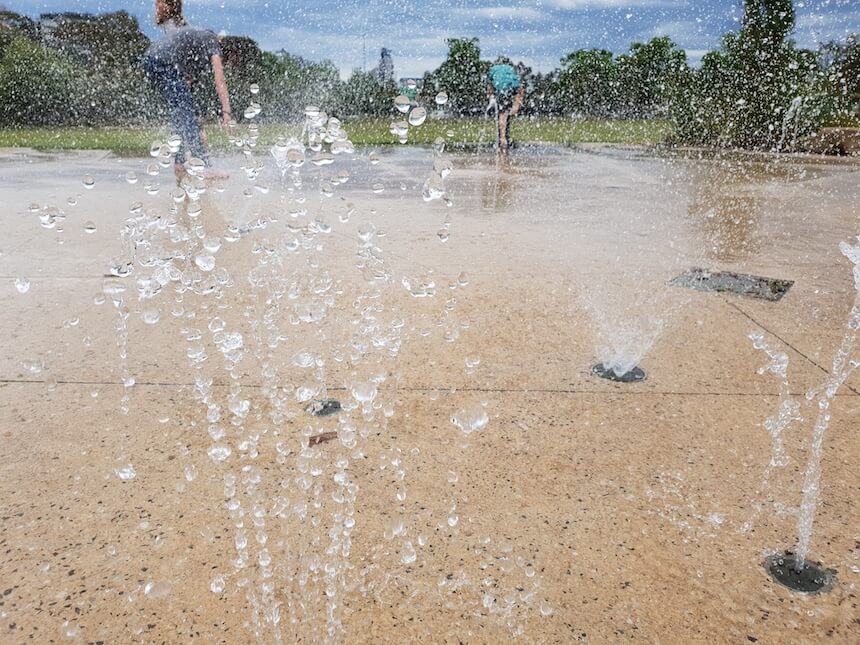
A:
[6,0,860,78]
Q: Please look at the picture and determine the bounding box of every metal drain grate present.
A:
[306,399,342,416]
[764,552,836,594]
[669,268,793,301]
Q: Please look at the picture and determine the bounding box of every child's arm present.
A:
[211,54,232,125]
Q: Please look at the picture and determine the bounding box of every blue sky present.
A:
[6,1,859,78]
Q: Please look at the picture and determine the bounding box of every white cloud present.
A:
[542,0,673,8]
[648,20,705,41]
[453,6,547,21]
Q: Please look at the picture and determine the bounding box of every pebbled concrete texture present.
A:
[1,144,859,644]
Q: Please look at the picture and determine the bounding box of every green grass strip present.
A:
[0,118,672,154]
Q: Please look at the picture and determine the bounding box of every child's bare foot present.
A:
[173,163,188,184]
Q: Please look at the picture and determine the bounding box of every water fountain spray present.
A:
[760,235,860,593]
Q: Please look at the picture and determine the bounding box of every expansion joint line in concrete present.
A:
[0,377,846,398]
[724,297,860,396]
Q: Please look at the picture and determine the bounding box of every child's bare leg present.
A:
[498,112,509,151]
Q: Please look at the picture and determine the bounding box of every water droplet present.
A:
[402,275,436,298]
[125,171,138,184]
[371,182,385,194]
[102,279,126,296]
[83,220,96,234]
[166,134,182,152]
[195,255,216,272]
[21,358,43,374]
[292,351,315,368]
[350,381,377,405]
[451,403,489,435]
[258,549,272,567]
[249,82,260,95]
[82,175,95,189]
[208,444,232,462]
[63,620,79,638]
[435,91,449,105]
[186,158,206,176]
[369,151,380,165]
[244,103,262,120]
[394,94,411,114]
[402,542,417,564]
[434,156,453,178]
[184,464,198,481]
[142,309,160,325]
[144,580,172,598]
[331,139,355,155]
[14,277,30,293]
[408,107,427,127]
[311,152,334,166]
[115,464,136,480]
[422,174,445,202]
[210,575,226,593]
[218,332,243,352]
[109,259,133,278]
[38,207,63,229]
[389,120,408,139]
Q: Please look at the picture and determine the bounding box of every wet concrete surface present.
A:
[1,145,859,643]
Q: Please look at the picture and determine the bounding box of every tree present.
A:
[429,38,488,116]
[616,37,688,118]
[51,11,149,68]
[673,0,833,149]
[549,49,619,117]
[0,9,37,41]
[0,36,81,126]
[742,0,795,44]
[335,69,396,117]
[530,70,560,115]
[821,35,860,116]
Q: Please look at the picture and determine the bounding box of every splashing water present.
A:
[749,331,800,471]
[794,236,860,566]
[776,96,804,153]
[25,100,557,643]
[752,237,860,569]
[583,280,687,378]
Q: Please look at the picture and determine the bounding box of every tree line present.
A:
[0,1,858,150]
